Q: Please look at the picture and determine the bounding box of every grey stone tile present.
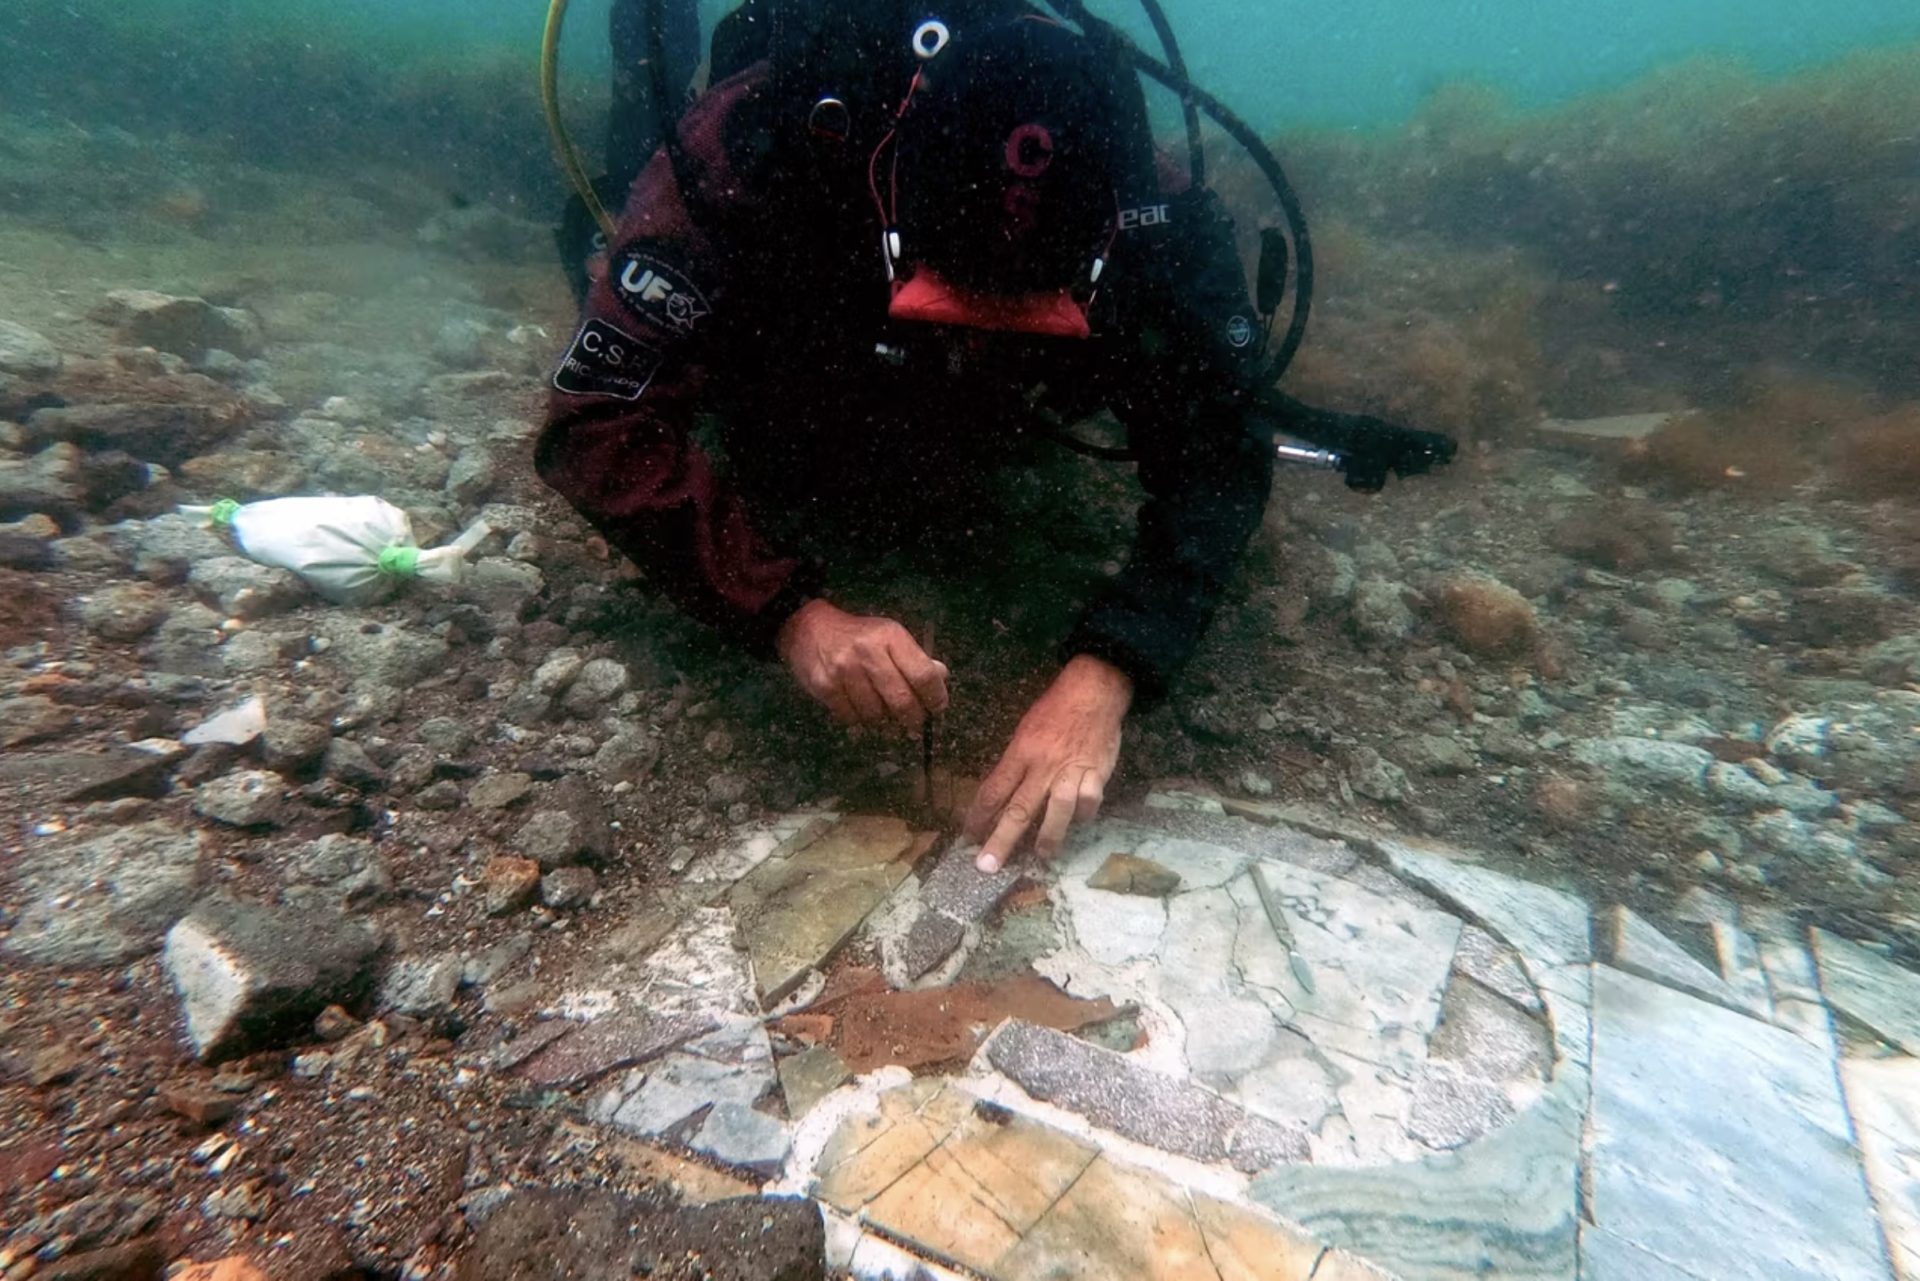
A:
[1603,906,1755,1017]
[1055,874,1166,965]
[1815,929,1920,1056]
[1428,972,1552,1085]
[983,1020,1309,1171]
[1379,840,1591,967]
[916,841,1021,925]
[1587,965,1889,1281]
[887,909,967,983]
[1408,1064,1515,1150]
[514,1010,715,1089]
[1252,1072,1583,1281]
[1451,923,1543,1014]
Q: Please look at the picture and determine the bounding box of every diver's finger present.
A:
[889,638,950,715]
[980,777,1047,873]
[1074,769,1106,825]
[817,681,861,728]
[870,656,926,734]
[842,671,889,727]
[1035,768,1084,859]
[966,752,1027,846]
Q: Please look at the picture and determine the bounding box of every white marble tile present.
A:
[1586,965,1888,1281]
[1379,840,1591,967]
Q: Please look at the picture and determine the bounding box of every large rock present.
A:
[162,898,383,1061]
[113,512,231,584]
[94,289,262,360]
[192,768,291,828]
[0,442,83,524]
[187,555,306,620]
[281,834,393,910]
[0,318,62,379]
[2,822,207,966]
[1432,573,1538,659]
[24,402,236,467]
[79,583,171,641]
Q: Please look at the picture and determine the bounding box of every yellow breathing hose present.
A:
[541,0,620,242]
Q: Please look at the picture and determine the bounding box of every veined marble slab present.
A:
[1586,965,1891,1281]
[1816,930,1920,1057]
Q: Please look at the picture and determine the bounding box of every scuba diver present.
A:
[538,0,1453,874]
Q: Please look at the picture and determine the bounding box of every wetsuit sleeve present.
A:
[536,81,821,656]
[1066,186,1273,703]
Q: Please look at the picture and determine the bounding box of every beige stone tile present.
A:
[866,1152,1026,1272]
[944,1110,1098,1226]
[814,1083,972,1211]
[996,1155,1221,1281]
[1190,1194,1324,1281]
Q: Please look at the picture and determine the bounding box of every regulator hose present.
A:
[541,0,619,243]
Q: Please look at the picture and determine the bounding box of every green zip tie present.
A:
[377,545,422,578]
[209,498,243,526]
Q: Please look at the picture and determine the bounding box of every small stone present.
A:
[1399,733,1476,777]
[203,1180,271,1221]
[160,1084,241,1126]
[260,718,331,773]
[561,657,630,718]
[1348,747,1409,803]
[513,810,589,869]
[314,1005,359,1041]
[529,649,585,695]
[1237,769,1276,798]
[322,738,387,790]
[463,934,532,987]
[1350,577,1416,647]
[283,835,392,909]
[191,769,289,828]
[1087,852,1183,898]
[163,898,382,1061]
[705,772,750,809]
[80,584,170,642]
[417,779,463,810]
[1,693,69,748]
[703,728,736,760]
[468,771,534,810]
[1433,573,1538,659]
[540,865,598,910]
[379,954,462,1018]
[483,856,541,917]
[27,1044,84,1087]
[593,730,659,781]
[417,715,476,755]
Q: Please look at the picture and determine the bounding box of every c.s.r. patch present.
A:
[552,318,661,401]
[611,250,712,335]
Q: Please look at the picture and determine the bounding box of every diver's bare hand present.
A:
[777,599,948,734]
[967,656,1132,873]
